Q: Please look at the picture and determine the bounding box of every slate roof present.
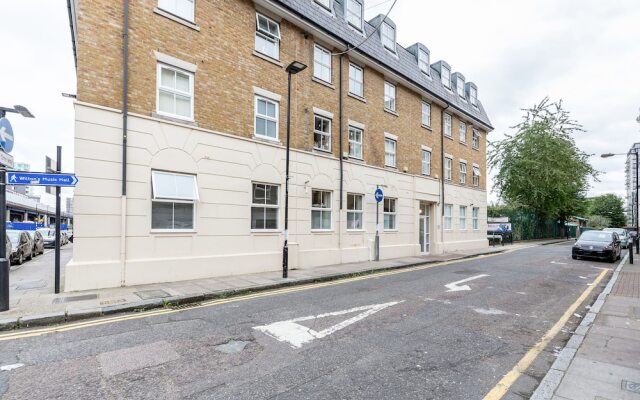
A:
[272,0,493,130]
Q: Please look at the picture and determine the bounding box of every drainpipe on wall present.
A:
[441,103,450,254]
[120,0,130,286]
[338,52,345,260]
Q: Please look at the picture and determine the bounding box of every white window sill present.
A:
[253,135,281,145]
[313,147,333,155]
[312,76,335,90]
[383,229,398,233]
[251,229,281,234]
[472,147,480,151]
[152,112,197,126]
[311,229,334,233]
[384,108,399,117]
[347,156,364,162]
[444,135,453,140]
[385,165,397,170]
[459,141,467,145]
[421,124,432,131]
[252,50,284,68]
[151,229,197,234]
[347,229,366,233]
[153,7,199,31]
[348,93,366,103]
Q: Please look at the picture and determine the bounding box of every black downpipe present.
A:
[122,0,129,196]
[441,104,450,217]
[339,54,344,210]
[66,0,77,69]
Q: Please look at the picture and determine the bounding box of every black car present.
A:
[7,230,33,265]
[572,230,622,263]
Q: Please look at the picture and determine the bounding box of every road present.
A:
[0,242,618,399]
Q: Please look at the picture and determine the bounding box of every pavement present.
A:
[0,240,610,399]
[532,248,640,400]
[0,239,565,331]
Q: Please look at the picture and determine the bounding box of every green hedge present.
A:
[489,207,561,241]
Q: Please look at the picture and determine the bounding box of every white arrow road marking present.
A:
[253,301,403,348]
[445,274,489,292]
[551,261,568,265]
[0,363,24,372]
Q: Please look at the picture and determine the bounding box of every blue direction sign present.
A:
[0,118,14,153]
[7,172,78,187]
[374,187,384,203]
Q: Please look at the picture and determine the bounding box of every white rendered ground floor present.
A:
[66,103,488,291]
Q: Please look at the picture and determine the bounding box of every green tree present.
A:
[588,215,611,229]
[488,98,598,220]
[588,194,627,227]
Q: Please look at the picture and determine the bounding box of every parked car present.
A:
[61,232,69,246]
[5,236,11,260]
[37,228,56,248]
[25,230,45,256]
[7,230,33,265]
[603,228,629,249]
[572,230,622,263]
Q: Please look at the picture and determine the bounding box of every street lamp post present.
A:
[602,150,639,255]
[282,61,307,279]
[0,105,34,312]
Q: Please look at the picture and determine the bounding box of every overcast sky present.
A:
[1,0,638,203]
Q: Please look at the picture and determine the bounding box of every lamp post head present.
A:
[286,61,307,75]
[601,153,615,158]
[13,105,34,118]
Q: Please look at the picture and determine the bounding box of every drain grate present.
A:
[622,380,640,394]
[53,294,98,304]
[134,289,171,300]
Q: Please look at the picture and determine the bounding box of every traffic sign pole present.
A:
[55,146,61,294]
[0,168,8,311]
[374,186,384,262]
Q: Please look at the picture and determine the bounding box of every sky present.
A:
[1,0,638,205]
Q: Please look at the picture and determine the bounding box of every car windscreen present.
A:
[6,231,20,245]
[579,231,613,242]
[603,229,625,236]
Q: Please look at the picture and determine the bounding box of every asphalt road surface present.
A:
[0,242,619,399]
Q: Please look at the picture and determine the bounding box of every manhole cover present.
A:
[99,298,128,306]
[215,341,250,354]
[15,280,47,290]
[53,294,98,304]
[622,380,640,394]
[134,289,171,300]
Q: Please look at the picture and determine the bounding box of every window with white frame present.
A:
[384,198,397,230]
[457,76,465,98]
[470,86,478,106]
[314,44,332,83]
[254,96,278,140]
[157,64,194,120]
[158,0,194,22]
[422,102,431,127]
[473,165,481,187]
[151,170,198,230]
[347,193,363,230]
[444,114,452,137]
[255,13,281,60]
[315,0,332,11]
[384,81,396,112]
[348,126,363,159]
[314,114,332,152]
[459,206,467,230]
[311,190,332,230]
[444,157,452,181]
[459,121,466,143]
[349,63,364,97]
[346,0,363,30]
[472,129,480,149]
[381,22,395,52]
[418,49,430,75]
[472,207,479,230]
[444,204,452,230]
[422,150,431,176]
[441,65,451,89]
[459,161,467,185]
[251,183,279,230]
[385,138,396,168]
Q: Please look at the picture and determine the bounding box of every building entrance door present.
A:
[419,203,430,254]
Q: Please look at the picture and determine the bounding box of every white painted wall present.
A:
[66,103,488,291]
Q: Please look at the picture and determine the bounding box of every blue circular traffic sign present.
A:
[0,118,14,153]
[374,188,384,203]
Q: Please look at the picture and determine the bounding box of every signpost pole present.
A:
[0,167,8,311]
[54,146,61,294]
[374,186,381,262]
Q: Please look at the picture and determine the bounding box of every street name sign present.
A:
[6,172,78,187]
[0,118,14,153]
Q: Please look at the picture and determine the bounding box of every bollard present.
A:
[630,244,634,265]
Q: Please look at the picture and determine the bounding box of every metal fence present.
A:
[489,208,562,241]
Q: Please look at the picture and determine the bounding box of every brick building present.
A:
[65,0,493,290]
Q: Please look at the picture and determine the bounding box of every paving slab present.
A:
[555,357,640,400]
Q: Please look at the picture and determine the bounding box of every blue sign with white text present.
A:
[0,118,14,153]
[374,188,384,203]
[7,172,78,187]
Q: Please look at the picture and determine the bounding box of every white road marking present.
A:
[473,308,507,315]
[445,274,489,292]
[551,261,568,265]
[253,301,403,348]
[0,363,24,371]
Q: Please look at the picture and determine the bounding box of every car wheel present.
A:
[17,253,23,265]
[572,255,577,260]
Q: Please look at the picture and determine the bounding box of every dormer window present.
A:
[470,86,478,106]
[315,0,332,11]
[418,49,430,76]
[441,65,451,89]
[381,22,396,52]
[346,0,363,31]
[457,76,465,98]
